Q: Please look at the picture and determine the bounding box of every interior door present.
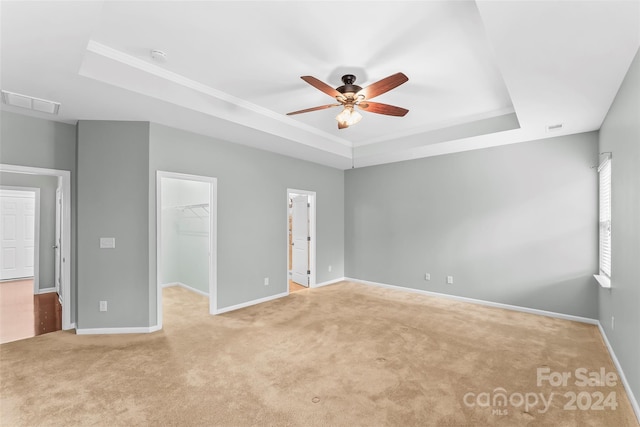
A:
[0,191,36,280]
[291,195,309,286]
[54,187,62,296]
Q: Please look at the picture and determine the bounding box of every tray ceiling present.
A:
[1,1,638,169]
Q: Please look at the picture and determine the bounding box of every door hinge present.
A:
[307,203,310,207]
[307,236,311,241]
[307,270,311,275]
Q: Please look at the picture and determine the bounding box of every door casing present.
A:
[0,164,72,330]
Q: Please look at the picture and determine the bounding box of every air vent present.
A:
[546,123,563,132]
[1,90,60,115]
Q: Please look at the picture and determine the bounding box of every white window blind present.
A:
[598,156,612,277]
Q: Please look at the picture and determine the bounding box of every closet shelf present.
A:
[164,203,209,219]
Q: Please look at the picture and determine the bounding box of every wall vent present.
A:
[1,90,60,115]
[546,123,563,132]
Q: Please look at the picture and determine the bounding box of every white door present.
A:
[0,191,36,280]
[54,187,62,296]
[291,195,309,286]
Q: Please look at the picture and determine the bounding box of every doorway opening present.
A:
[287,189,316,294]
[0,188,38,343]
[156,171,217,329]
[0,164,71,332]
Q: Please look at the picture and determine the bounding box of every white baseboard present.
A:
[36,287,56,295]
[215,292,288,315]
[597,323,640,424]
[312,277,345,288]
[345,277,599,325]
[162,282,209,297]
[76,325,161,335]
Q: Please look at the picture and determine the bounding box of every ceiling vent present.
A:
[546,123,563,132]
[1,90,60,115]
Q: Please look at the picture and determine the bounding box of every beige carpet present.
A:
[0,281,637,426]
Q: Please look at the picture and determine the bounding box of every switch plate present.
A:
[100,237,115,249]
[264,277,269,286]
[328,265,332,272]
[425,273,431,281]
[99,301,107,312]
[447,276,454,284]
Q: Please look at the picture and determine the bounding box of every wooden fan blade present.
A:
[301,76,342,99]
[357,72,408,100]
[338,121,349,129]
[286,104,341,116]
[358,101,409,117]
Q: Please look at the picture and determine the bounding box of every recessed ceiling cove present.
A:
[2,1,638,169]
[87,1,516,144]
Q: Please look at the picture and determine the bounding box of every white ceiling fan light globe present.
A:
[335,107,362,126]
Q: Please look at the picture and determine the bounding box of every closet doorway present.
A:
[287,189,316,294]
[156,172,217,328]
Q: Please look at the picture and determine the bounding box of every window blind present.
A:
[598,157,611,277]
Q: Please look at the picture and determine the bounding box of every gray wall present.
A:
[0,172,58,289]
[77,121,150,329]
[149,123,345,321]
[598,48,640,404]
[345,132,599,318]
[0,111,77,322]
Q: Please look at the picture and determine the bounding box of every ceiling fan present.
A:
[287,72,409,129]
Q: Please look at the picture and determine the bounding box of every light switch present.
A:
[100,237,115,249]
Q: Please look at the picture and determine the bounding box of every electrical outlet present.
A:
[424,273,431,281]
[264,277,269,286]
[328,265,332,272]
[99,301,107,312]
[447,276,454,284]
[611,316,615,330]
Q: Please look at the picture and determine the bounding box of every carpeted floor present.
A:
[0,281,637,426]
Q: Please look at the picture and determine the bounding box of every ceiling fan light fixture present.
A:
[336,106,362,127]
[287,72,409,129]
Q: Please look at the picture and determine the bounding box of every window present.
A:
[598,155,612,279]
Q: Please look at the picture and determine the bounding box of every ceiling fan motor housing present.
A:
[336,74,362,95]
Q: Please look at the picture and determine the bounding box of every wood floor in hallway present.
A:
[0,279,61,344]
[289,280,308,293]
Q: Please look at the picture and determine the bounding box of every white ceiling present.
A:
[1,1,638,170]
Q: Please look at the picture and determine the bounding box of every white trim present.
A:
[156,171,217,329]
[76,325,161,335]
[286,189,317,295]
[312,277,345,288]
[593,274,611,289]
[162,282,209,297]
[346,277,599,325]
[597,152,612,172]
[36,286,56,294]
[86,40,351,149]
[215,291,288,315]
[597,322,640,423]
[0,164,72,331]
[0,186,40,290]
